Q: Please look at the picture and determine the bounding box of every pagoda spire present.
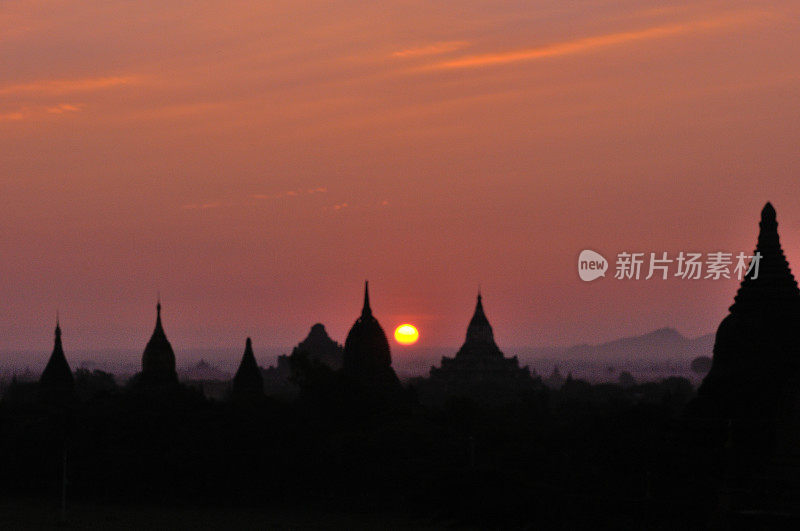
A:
[362,280,372,318]
[151,297,167,340]
[52,317,64,359]
[729,201,800,314]
[342,280,403,397]
[39,316,74,400]
[466,290,493,342]
[428,289,533,393]
[695,202,800,420]
[140,298,178,385]
[232,337,264,397]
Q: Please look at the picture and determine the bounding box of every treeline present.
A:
[0,372,723,529]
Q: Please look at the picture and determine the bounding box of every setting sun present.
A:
[394,324,419,345]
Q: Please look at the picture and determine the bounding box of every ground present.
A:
[0,498,450,530]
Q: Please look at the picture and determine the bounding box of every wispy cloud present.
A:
[393,41,469,58]
[251,187,327,200]
[181,202,225,210]
[0,102,83,122]
[0,75,140,96]
[427,11,768,70]
[0,110,25,122]
[46,103,83,114]
[183,188,328,211]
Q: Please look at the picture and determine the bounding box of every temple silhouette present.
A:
[685,202,800,526]
[341,281,404,398]
[12,205,800,527]
[293,323,344,370]
[425,292,535,401]
[694,202,800,420]
[138,300,178,386]
[263,323,343,396]
[232,337,264,398]
[38,318,74,402]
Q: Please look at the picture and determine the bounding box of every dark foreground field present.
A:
[0,376,729,529]
[0,498,448,530]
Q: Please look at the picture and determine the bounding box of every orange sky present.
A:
[2,0,800,354]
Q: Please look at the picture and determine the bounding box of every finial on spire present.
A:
[762,202,776,222]
[154,295,164,332]
[55,310,61,338]
[757,201,779,248]
[246,337,252,349]
[362,280,372,317]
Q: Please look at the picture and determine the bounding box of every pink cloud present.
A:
[0,75,140,96]
[46,103,83,114]
[393,41,469,58]
[427,10,769,70]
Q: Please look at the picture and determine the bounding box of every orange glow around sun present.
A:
[394,324,419,345]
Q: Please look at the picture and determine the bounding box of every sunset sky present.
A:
[2,0,800,356]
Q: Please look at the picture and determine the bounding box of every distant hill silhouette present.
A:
[520,327,714,363]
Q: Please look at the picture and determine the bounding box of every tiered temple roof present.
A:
[430,292,533,392]
[292,323,343,370]
[696,202,800,420]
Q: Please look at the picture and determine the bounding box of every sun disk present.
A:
[394,324,419,345]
